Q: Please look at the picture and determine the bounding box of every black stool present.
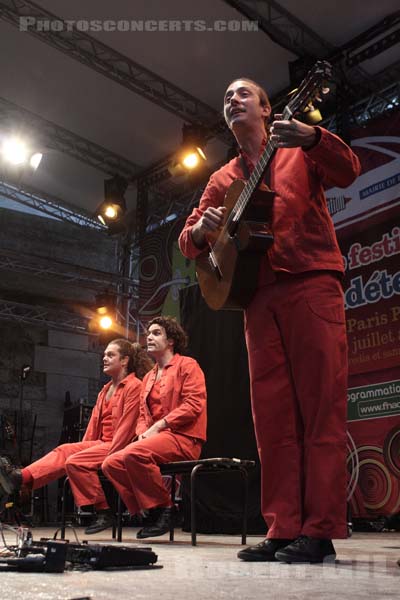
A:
[117,457,255,546]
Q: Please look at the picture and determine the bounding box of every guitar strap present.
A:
[239,155,273,188]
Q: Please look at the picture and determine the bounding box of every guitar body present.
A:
[195,179,274,311]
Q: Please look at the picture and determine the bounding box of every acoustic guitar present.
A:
[195,60,332,311]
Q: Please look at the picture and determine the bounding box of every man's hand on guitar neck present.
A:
[270,115,318,150]
[191,206,227,249]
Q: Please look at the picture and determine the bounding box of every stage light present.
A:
[104,205,118,219]
[99,315,113,330]
[96,175,128,229]
[2,138,28,165]
[30,152,43,170]
[93,293,116,331]
[1,136,43,171]
[181,146,206,170]
[95,293,115,314]
[169,125,207,177]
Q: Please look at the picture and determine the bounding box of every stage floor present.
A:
[0,527,399,599]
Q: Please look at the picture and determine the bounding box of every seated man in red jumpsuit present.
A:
[178,77,361,563]
[0,339,153,534]
[102,316,207,539]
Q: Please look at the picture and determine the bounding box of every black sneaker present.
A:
[136,507,172,539]
[84,511,114,535]
[275,535,336,563]
[237,539,294,562]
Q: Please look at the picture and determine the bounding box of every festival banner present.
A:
[347,380,400,518]
[327,110,400,376]
[327,110,400,231]
[340,218,400,375]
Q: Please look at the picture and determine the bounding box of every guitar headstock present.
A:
[284,60,332,118]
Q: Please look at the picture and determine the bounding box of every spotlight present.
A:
[2,138,28,165]
[99,315,113,330]
[0,136,43,171]
[169,124,207,176]
[92,293,116,331]
[96,175,128,228]
[30,152,43,170]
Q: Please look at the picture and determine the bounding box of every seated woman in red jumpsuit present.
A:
[0,339,153,534]
[102,316,207,539]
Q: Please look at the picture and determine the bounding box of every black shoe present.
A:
[275,535,336,563]
[237,538,294,562]
[136,507,172,539]
[84,511,114,535]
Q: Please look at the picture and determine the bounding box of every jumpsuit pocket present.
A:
[303,274,345,324]
[306,300,345,324]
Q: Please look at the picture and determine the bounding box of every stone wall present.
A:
[0,207,117,519]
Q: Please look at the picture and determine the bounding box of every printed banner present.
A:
[340,218,400,375]
[348,380,400,422]
[327,110,400,231]
[347,379,400,518]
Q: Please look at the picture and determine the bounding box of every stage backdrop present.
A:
[332,109,400,519]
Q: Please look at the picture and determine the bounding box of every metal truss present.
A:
[0,247,138,293]
[144,184,206,233]
[224,0,333,57]
[0,297,89,332]
[0,0,231,143]
[224,2,399,97]
[369,58,400,91]
[0,178,105,230]
[0,96,141,179]
[337,11,400,67]
[114,231,138,336]
[121,278,192,342]
[321,79,400,133]
[345,25,400,69]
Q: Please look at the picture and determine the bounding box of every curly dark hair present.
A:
[110,339,153,379]
[147,316,188,355]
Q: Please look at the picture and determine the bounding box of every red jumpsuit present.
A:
[102,354,206,514]
[178,128,361,539]
[24,373,142,508]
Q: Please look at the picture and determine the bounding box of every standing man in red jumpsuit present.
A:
[103,316,207,539]
[178,77,360,563]
[0,339,152,534]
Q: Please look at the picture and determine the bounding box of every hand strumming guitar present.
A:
[191,206,227,249]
